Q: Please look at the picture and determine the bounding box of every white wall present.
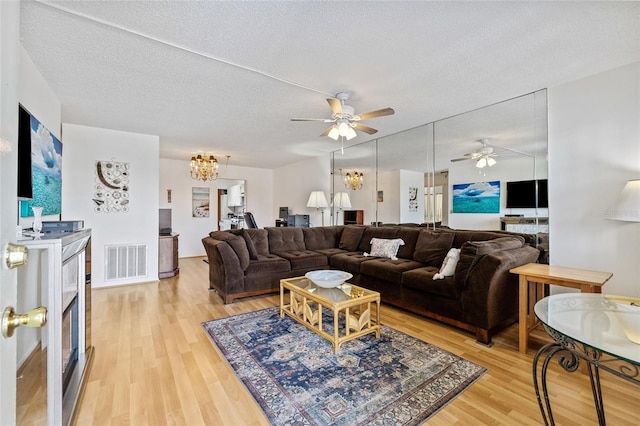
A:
[273,156,329,227]
[549,62,640,297]
[159,158,273,257]
[377,170,400,223]
[62,124,160,288]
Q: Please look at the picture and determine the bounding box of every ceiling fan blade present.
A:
[327,98,343,115]
[353,123,378,135]
[354,107,395,121]
[320,126,334,137]
[290,118,335,122]
[451,157,474,162]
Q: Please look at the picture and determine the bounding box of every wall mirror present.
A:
[216,179,246,230]
[331,141,376,225]
[433,89,548,234]
[330,89,548,257]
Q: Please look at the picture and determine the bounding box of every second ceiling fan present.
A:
[291,92,395,141]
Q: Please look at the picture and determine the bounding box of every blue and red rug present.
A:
[203,307,486,425]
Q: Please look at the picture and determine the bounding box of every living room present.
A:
[2,1,639,424]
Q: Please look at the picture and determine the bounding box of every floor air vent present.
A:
[105,244,147,281]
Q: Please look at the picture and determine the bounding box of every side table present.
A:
[509,263,612,353]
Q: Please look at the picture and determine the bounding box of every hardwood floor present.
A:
[73,257,636,425]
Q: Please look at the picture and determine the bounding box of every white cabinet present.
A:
[17,228,93,426]
[227,184,244,207]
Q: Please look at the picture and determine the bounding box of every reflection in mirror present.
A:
[216,179,246,230]
[329,90,548,260]
[331,141,376,225]
[434,90,547,226]
[375,124,432,225]
[433,89,548,259]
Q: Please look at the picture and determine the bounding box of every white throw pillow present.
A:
[433,248,460,280]
[364,238,405,260]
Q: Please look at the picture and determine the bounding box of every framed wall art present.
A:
[452,181,500,213]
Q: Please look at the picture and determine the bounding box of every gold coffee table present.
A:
[280,276,380,353]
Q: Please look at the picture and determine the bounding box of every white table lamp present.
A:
[307,191,328,226]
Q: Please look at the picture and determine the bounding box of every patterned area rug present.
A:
[203,308,486,426]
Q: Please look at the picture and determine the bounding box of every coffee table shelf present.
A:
[280,276,380,353]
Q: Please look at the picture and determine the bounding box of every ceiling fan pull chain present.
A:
[341,137,344,155]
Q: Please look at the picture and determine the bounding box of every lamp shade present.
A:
[607,179,640,222]
[333,192,352,209]
[307,191,328,208]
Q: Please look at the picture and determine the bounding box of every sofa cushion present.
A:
[394,228,421,259]
[312,247,349,259]
[242,232,259,260]
[365,238,405,260]
[412,230,455,266]
[338,226,366,251]
[329,252,371,275]
[244,254,291,275]
[303,226,340,250]
[357,227,399,252]
[450,230,512,249]
[267,227,305,252]
[243,229,269,256]
[402,267,460,299]
[454,236,525,288]
[360,258,423,283]
[274,250,328,270]
[209,231,250,270]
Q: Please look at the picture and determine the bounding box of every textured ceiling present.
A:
[20,1,640,169]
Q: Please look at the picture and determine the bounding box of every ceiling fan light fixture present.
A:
[476,157,487,168]
[327,126,340,140]
[346,126,357,140]
[338,121,350,137]
[487,157,497,167]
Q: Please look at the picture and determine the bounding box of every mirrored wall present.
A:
[330,89,548,255]
[216,178,246,230]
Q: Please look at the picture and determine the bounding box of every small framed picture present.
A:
[377,190,384,202]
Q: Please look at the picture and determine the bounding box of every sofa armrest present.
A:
[460,245,541,329]
[202,237,245,303]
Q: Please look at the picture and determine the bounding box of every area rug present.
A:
[202,308,486,426]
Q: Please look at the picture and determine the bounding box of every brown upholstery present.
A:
[412,230,455,266]
[202,224,541,344]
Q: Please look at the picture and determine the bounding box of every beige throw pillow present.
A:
[364,238,405,260]
[433,248,460,280]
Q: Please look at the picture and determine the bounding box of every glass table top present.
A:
[535,293,640,365]
[282,277,372,303]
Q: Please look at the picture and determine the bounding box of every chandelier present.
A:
[342,169,363,190]
[190,154,229,181]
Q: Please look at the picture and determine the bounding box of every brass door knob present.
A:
[5,242,28,269]
[1,306,47,338]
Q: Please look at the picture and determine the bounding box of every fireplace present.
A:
[61,294,78,392]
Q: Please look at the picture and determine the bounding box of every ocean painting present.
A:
[20,115,63,217]
[452,181,500,213]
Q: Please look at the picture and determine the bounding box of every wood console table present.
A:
[509,263,612,353]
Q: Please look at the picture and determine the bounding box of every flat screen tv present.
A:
[506,179,548,208]
[17,105,33,200]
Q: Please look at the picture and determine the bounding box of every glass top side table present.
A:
[533,293,640,425]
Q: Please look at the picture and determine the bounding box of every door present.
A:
[1,1,22,422]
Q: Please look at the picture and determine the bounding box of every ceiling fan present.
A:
[451,139,498,168]
[291,92,395,141]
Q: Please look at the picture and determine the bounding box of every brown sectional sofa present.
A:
[202,225,541,344]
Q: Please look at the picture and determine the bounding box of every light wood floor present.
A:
[71,257,636,425]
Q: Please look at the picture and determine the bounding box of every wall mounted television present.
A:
[506,179,548,208]
[17,104,33,200]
